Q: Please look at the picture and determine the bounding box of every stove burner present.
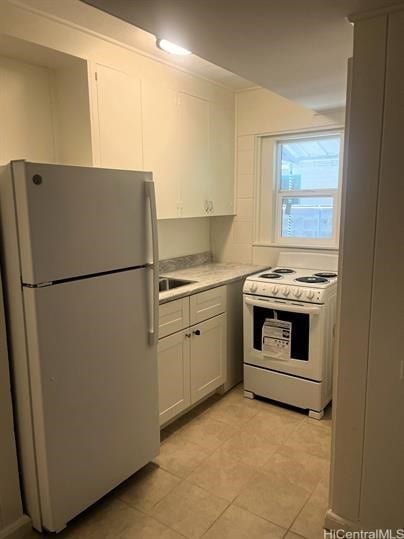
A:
[314,272,337,279]
[260,273,282,279]
[296,276,329,284]
[273,268,295,274]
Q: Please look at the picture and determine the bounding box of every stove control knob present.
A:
[283,287,290,296]
[295,289,302,298]
[272,286,279,295]
[250,283,258,293]
[307,290,315,299]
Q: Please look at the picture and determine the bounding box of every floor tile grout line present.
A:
[166,418,244,454]
[124,475,191,538]
[161,399,252,441]
[146,476,232,539]
[143,466,234,508]
[181,472,247,505]
[117,473,186,516]
[103,493,189,538]
[285,475,323,535]
[232,495,294,532]
[199,498,233,537]
[148,509,189,538]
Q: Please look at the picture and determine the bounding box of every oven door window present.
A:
[253,306,309,361]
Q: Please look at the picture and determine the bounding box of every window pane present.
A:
[280,135,340,190]
[281,197,334,239]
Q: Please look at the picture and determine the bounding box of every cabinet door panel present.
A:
[210,102,235,215]
[158,330,191,426]
[178,93,210,217]
[94,64,143,170]
[143,82,180,218]
[190,314,226,404]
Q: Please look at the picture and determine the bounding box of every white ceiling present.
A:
[13,0,254,91]
[81,0,404,110]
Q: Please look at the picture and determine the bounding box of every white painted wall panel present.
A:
[0,275,25,535]
[329,14,388,524]
[0,56,55,165]
[158,218,210,260]
[212,88,343,264]
[359,10,404,529]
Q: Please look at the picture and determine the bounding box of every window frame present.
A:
[256,128,344,250]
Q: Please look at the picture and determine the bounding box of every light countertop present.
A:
[159,262,270,304]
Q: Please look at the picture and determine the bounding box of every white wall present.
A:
[212,87,345,266]
[158,218,210,260]
[0,277,29,539]
[0,56,56,165]
[51,61,93,166]
[327,7,404,531]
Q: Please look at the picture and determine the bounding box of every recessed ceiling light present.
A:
[156,38,192,56]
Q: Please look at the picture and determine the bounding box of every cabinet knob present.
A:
[185,333,191,338]
[193,329,201,336]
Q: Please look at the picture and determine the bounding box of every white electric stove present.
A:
[243,251,338,419]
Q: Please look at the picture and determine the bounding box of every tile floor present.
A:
[28,385,332,539]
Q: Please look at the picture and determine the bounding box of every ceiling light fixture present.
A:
[156,38,192,56]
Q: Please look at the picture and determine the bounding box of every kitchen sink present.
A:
[159,277,195,292]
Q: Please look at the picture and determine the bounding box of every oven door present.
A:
[243,294,326,381]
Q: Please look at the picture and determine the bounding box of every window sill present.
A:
[253,241,339,251]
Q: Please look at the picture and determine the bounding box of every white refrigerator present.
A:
[0,161,160,533]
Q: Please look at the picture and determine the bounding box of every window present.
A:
[258,130,343,248]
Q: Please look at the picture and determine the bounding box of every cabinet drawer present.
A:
[159,297,189,339]
[190,286,227,325]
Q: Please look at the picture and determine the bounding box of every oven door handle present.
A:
[244,296,322,315]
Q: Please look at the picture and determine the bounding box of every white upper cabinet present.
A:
[0,32,236,219]
[142,80,181,219]
[209,101,235,215]
[178,92,211,218]
[92,64,143,170]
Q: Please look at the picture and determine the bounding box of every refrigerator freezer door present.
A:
[22,269,159,532]
[12,161,151,285]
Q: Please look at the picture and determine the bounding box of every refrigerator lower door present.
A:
[22,268,159,532]
[12,161,152,285]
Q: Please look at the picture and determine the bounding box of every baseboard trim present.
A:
[324,509,361,532]
[0,515,32,539]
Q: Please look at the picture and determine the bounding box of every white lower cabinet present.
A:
[158,329,191,426]
[190,313,227,404]
[158,288,227,426]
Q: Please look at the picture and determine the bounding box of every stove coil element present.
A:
[296,276,329,284]
[314,272,337,279]
[273,268,295,274]
[259,273,282,279]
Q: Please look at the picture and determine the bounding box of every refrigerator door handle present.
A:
[145,180,159,345]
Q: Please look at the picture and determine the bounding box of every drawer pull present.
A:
[192,329,201,336]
